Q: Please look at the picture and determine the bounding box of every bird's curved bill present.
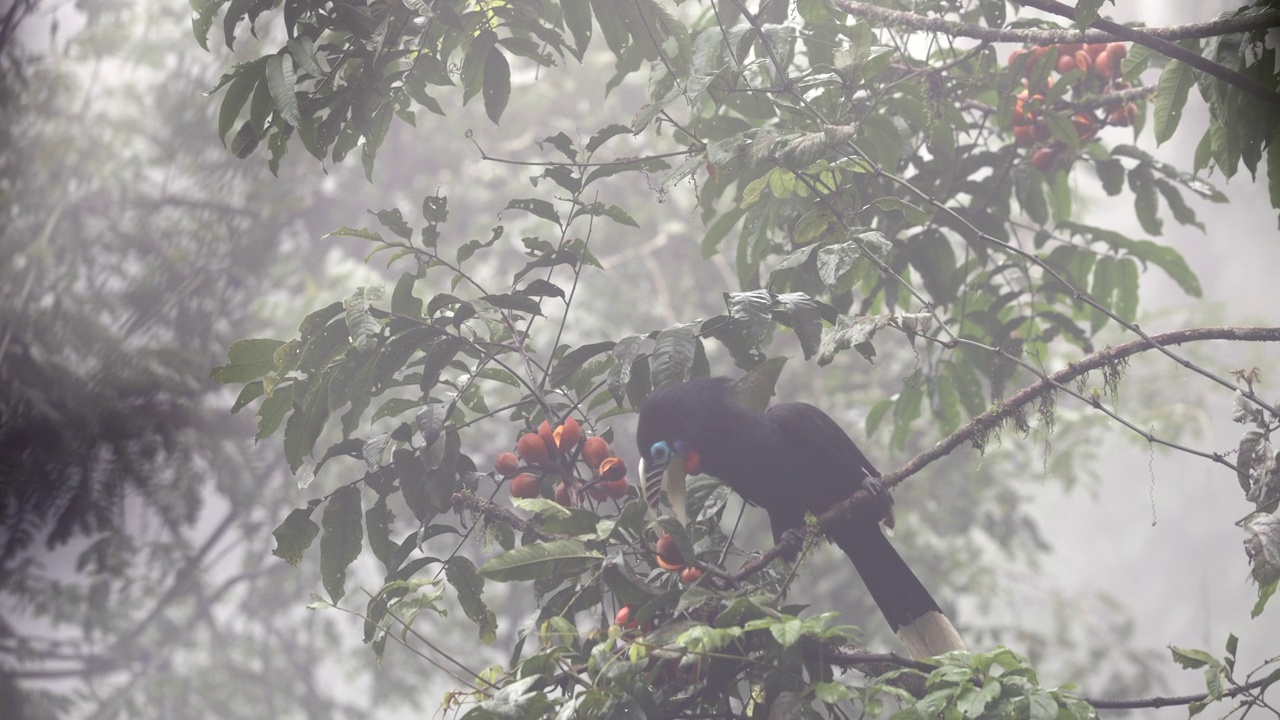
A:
[641,455,688,523]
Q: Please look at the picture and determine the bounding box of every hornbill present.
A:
[636,376,965,659]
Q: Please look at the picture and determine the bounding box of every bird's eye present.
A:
[649,441,670,462]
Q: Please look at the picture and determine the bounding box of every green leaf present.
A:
[1154,178,1203,231]
[725,290,772,347]
[810,681,854,704]
[212,338,285,383]
[1096,158,1125,196]
[272,506,320,566]
[817,313,891,366]
[365,497,397,571]
[506,198,561,226]
[1127,239,1201,297]
[1170,646,1216,669]
[1113,257,1139,323]
[1253,578,1278,618]
[769,617,804,648]
[478,539,601,582]
[608,335,645,407]
[320,485,363,603]
[1072,0,1106,29]
[1127,164,1163,236]
[1154,58,1195,145]
[865,398,893,437]
[1028,693,1059,720]
[1089,256,1117,333]
[549,341,615,388]
[446,557,498,643]
[871,196,929,224]
[231,380,264,413]
[563,0,593,59]
[265,52,302,127]
[774,292,823,360]
[371,208,412,240]
[481,293,543,316]
[217,60,263,144]
[1270,126,1280,214]
[651,323,697,390]
[731,357,788,413]
[482,45,511,124]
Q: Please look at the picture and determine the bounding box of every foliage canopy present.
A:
[200,0,1280,717]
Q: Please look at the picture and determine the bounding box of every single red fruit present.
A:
[1072,113,1097,141]
[1107,42,1128,61]
[1094,49,1114,80]
[537,420,559,461]
[581,436,611,471]
[494,451,520,477]
[509,472,541,499]
[598,456,627,483]
[614,606,635,628]
[555,482,570,505]
[680,566,704,583]
[656,533,685,566]
[603,477,630,500]
[1013,125,1035,147]
[1074,50,1091,74]
[1055,53,1077,75]
[1031,146,1058,172]
[586,481,610,501]
[553,417,581,453]
[516,433,549,465]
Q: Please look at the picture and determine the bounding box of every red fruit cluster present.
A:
[497,416,631,503]
[1006,41,1138,171]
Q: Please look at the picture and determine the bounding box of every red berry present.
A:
[656,534,684,566]
[598,456,627,483]
[509,473,541,499]
[554,482,570,505]
[680,566,704,583]
[603,478,630,499]
[494,451,520,477]
[537,420,558,459]
[1031,147,1058,172]
[516,433,549,465]
[582,436,611,471]
[553,417,581,453]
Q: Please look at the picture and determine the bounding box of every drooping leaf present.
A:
[320,485,363,603]
[650,323,697,391]
[446,557,498,643]
[212,338,286,383]
[479,539,601,582]
[265,52,302,127]
[482,46,511,124]
[272,506,320,566]
[1154,58,1195,146]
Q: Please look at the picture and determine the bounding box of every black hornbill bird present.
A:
[636,376,965,659]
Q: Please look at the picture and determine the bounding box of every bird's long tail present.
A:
[829,522,966,659]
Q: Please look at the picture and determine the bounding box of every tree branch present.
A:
[818,326,1280,528]
[831,0,1280,44]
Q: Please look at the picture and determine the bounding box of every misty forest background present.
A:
[3,0,1280,718]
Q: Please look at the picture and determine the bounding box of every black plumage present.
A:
[636,376,965,658]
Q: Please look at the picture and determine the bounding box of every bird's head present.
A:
[636,378,724,522]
